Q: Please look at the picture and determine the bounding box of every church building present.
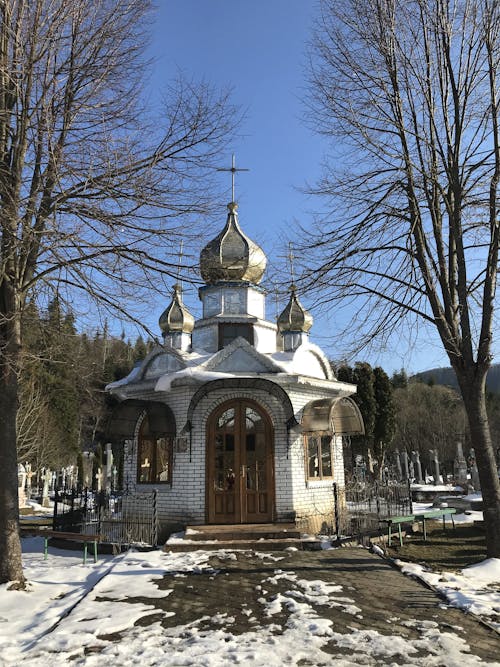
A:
[107,198,364,540]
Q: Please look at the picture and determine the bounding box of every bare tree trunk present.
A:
[456,370,500,557]
[0,0,236,584]
[0,283,24,585]
[303,0,500,556]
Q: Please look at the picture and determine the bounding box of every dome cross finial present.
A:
[176,239,184,288]
[217,154,249,203]
[287,242,296,287]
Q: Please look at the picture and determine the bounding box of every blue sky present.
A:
[142,0,450,375]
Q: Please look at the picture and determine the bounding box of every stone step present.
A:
[164,537,323,552]
[163,522,322,552]
[185,530,302,541]
[184,523,300,542]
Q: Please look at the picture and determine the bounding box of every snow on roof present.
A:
[108,339,337,395]
[269,342,333,380]
[155,368,239,392]
[105,362,142,391]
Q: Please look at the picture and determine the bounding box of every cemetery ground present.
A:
[1,520,499,666]
[385,523,488,571]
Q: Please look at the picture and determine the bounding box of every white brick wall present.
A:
[122,384,346,535]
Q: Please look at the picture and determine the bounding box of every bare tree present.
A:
[16,372,50,461]
[0,0,237,584]
[17,372,69,469]
[391,382,467,464]
[301,0,500,555]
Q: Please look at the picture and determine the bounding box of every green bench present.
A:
[380,507,456,547]
[413,508,456,540]
[379,515,415,547]
[21,528,103,564]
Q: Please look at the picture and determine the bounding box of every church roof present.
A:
[159,284,195,335]
[199,202,267,284]
[277,285,313,333]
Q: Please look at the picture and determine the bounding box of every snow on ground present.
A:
[396,557,500,633]
[20,500,54,516]
[0,538,216,665]
[0,535,499,666]
[453,510,484,524]
[411,501,483,523]
[387,501,499,631]
[411,483,463,492]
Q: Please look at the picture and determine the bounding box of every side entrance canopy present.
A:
[106,400,176,440]
[301,397,364,435]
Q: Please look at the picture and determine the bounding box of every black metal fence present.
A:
[333,479,412,539]
[53,487,158,546]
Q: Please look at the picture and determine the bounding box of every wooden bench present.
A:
[413,508,456,540]
[380,508,457,547]
[21,528,103,564]
[379,515,415,547]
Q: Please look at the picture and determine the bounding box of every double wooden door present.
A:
[207,399,274,524]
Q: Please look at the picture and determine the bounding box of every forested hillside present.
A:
[19,298,152,469]
[415,365,500,393]
[390,370,500,473]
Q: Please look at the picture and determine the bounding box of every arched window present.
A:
[137,414,173,484]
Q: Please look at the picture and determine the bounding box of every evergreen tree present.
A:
[133,336,148,361]
[353,363,376,440]
[391,369,408,390]
[373,367,396,477]
[40,298,80,458]
[336,362,378,474]
[17,298,80,467]
[17,299,139,469]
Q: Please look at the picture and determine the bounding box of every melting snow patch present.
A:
[396,558,500,632]
[371,544,385,557]
[264,570,361,616]
[3,538,500,666]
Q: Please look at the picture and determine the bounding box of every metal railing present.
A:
[333,479,412,539]
[53,487,158,546]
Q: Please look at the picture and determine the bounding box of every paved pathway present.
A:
[141,546,500,664]
[19,545,499,666]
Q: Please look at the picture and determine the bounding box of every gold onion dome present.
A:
[277,285,313,333]
[200,202,267,284]
[159,284,195,334]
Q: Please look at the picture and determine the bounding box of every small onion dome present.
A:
[277,285,313,333]
[200,202,267,284]
[159,284,195,335]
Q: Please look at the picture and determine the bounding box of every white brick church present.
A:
[107,199,363,539]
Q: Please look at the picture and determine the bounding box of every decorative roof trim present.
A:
[184,377,299,429]
[139,346,187,381]
[202,336,283,373]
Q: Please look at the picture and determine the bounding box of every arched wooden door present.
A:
[206,399,275,524]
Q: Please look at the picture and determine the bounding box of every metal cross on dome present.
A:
[288,241,296,286]
[217,154,249,202]
[176,239,184,288]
